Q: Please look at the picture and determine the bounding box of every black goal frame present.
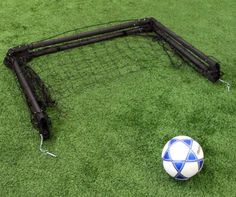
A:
[4,17,222,140]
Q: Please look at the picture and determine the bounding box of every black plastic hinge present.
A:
[31,111,51,140]
[207,63,222,82]
[4,48,32,69]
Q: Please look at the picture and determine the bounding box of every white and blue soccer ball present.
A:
[162,136,204,180]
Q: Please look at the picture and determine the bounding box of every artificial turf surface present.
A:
[0,0,236,196]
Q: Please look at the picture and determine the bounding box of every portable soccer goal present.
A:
[4,17,222,141]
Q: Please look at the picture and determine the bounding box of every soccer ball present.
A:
[162,136,204,180]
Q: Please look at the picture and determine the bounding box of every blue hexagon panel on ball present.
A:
[162,136,204,180]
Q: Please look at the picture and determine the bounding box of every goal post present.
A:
[4,17,222,140]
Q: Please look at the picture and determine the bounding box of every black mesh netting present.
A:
[25,22,185,109]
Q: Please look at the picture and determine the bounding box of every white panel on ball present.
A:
[174,136,192,140]
[169,141,189,160]
[191,141,204,159]
[163,161,178,177]
[180,162,199,178]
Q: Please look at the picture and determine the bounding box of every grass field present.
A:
[0,0,236,196]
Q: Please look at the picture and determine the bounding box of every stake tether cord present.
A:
[219,79,231,92]
[4,17,223,140]
[39,134,57,157]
